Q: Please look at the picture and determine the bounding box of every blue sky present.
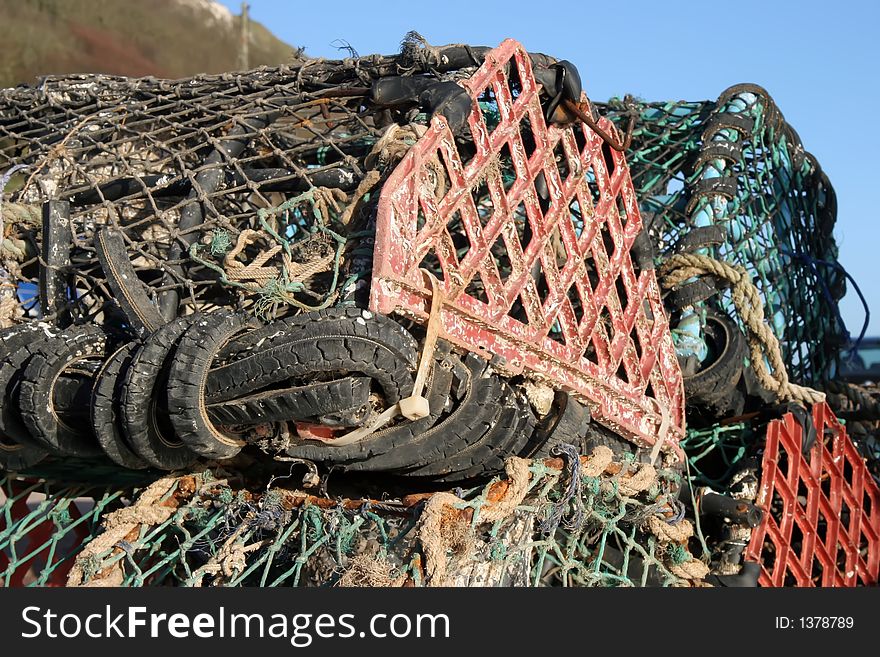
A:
[219,0,879,338]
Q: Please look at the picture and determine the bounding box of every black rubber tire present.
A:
[91,342,149,470]
[0,324,52,469]
[167,312,258,459]
[283,349,456,466]
[206,307,418,405]
[217,307,418,366]
[0,436,47,471]
[406,384,537,481]
[667,277,719,309]
[53,374,97,415]
[207,376,372,427]
[682,309,746,409]
[1,370,90,470]
[0,323,60,449]
[95,227,166,337]
[525,391,591,459]
[17,326,108,458]
[344,354,504,472]
[396,386,512,478]
[121,315,199,470]
[672,225,727,254]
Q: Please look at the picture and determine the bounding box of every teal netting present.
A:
[599,86,848,385]
[679,422,756,490]
[2,450,708,587]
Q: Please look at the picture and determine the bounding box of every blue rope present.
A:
[778,247,870,356]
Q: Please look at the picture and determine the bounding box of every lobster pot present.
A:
[599,89,845,386]
[0,64,428,324]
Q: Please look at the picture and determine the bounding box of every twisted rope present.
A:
[825,380,880,420]
[660,253,825,405]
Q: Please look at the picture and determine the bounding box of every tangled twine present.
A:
[337,554,407,587]
[364,123,445,202]
[418,457,531,586]
[67,476,181,587]
[58,449,705,588]
[222,228,335,293]
[364,123,427,171]
[660,252,825,405]
[189,188,350,317]
[643,516,709,580]
[189,524,267,587]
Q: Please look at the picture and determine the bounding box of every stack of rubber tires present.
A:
[0,308,597,482]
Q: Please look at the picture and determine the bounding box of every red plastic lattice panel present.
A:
[745,403,880,586]
[369,39,685,456]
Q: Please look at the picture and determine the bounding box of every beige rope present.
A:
[310,187,347,224]
[644,515,709,581]
[581,445,614,477]
[478,457,531,522]
[224,229,283,289]
[223,228,335,292]
[659,252,825,405]
[190,524,267,587]
[418,492,473,587]
[338,170,382,225]
[616,463,658,497]
[285,250,335,281]
[67,475,180,586]
[645,515,694,544]
[670,558,711,581]
[418,457,531,586]
[0,288,22,328]
[364,123,445,202]
[364,123,427,170]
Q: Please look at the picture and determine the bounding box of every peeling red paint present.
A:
[370,39,685,458]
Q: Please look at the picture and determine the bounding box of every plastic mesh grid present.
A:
[370,39,685,457]
[745,403,880,587]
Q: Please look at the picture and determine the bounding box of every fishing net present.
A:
[679,422,756,490]
[598,86,851,386]
[2,448,709,587]
[0,465,147,586]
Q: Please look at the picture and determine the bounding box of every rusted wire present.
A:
[563,98,635,151]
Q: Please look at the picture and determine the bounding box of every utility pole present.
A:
[239,2,250,70]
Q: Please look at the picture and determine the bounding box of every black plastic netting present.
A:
[0,41,490,327]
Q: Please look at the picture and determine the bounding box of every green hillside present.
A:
[0,0,295,87]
